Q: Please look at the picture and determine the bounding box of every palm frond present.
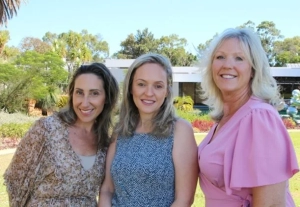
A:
[0,0,26,26]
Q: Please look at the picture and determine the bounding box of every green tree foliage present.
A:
[42,30,109,80]
[0,51,68,112]
[0,45,20,62]
[239,20,283,66]
[81,29,109,61]
[274,36,300,66]
[196,34,217,60]
[115,28,159,59]
[0,30,10,54]
[197,20,284,66]
[256,21,283,66]
[115,28,196,66]
[0,63,39,113]
[238,20,256,31]
[158,34,196,66]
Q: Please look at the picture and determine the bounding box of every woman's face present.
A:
[72,73,106,127]
[212,38,253,97]
[131,63,168,118]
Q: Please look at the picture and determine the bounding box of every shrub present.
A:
[176,110,200,122]
[56,95,69,109]
[192,119,214,132]
[176,109,212,123]
[174,96,194,112]
[282,118,296,129]
[0,111,39,126]
[0,122,34,139]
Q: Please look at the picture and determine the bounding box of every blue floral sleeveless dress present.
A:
[111,132,175,207]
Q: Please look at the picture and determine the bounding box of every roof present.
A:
[104,59,300,83]
[285,63,300,68]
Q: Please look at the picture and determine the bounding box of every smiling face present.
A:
[72,73,106,127]
[131,63,168,118]
[212,38,253,97]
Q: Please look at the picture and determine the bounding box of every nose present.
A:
[223,57,234,69]
[145,86,154,96]
[81,95,90,106]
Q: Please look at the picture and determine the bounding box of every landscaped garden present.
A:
[0,95,300,205]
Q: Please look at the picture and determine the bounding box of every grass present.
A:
[0,132,299,206]
[0,154,13,206]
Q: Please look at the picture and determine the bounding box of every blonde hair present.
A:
[199,28,282,121]
[115,53,177,137]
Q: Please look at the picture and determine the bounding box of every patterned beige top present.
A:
[4,114,107,207]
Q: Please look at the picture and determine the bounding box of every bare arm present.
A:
[252,181,286,207]
[171,119,199,207]
[98,137,117,207]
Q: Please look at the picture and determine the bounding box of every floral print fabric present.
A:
[4,114,107,207]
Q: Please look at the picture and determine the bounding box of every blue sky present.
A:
[1,0,300,56]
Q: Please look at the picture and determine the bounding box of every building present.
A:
[104,59,300,107]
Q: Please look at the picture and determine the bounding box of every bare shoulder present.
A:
[174,118,195,143]
[174,118,194,134]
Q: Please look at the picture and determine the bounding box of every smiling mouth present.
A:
[142,99,155,104]
[80,109,94,114]
[221,74,236,79]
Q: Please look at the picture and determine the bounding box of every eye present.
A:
[155,84,163,89]
[215,55,224,60]
[236,56,243,61]
[75,90,83,95]
[91,91,100,96]
[137,82,145,87]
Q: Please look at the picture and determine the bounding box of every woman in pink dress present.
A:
[198,28,299,207]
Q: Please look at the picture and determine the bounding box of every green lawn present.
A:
[0,132,300,207]
[0,154,12,207]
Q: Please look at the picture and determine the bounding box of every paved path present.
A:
[0,148,16,155]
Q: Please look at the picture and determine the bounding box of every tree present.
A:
[256,21,283,66]
[196,34,217,60]
[42,31,58,45]
[237,20,256,31]
[158,34,196,66]
[0,45,19,62]
[10,51,68,112]
[0,0,26,25]
[115,28,159,59]
[0,30,9,54]
[81,29,109,62]
[237,20,284,66]
[19,37,52,53]
[0,63,31,112]
[115,28,196,66]
[42,30,109,80]
[274,36,300,66]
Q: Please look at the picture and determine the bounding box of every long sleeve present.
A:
[4,117,48,207]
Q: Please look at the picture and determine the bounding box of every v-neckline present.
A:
[65,127,99,172]
[206,96,254,145]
